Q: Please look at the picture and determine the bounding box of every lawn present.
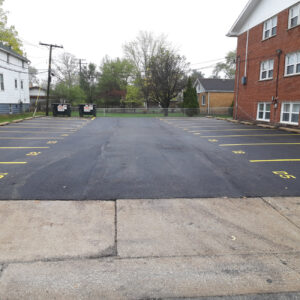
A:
[0,112,44,123]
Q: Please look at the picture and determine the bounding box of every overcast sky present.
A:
[4,0,249,78]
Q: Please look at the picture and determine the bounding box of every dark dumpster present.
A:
[78,104,96,117]
[52,104,71,117]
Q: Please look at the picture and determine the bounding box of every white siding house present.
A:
[0,42,30,114]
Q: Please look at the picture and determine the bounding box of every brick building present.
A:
[228,0,300,127]
[194,78,234,115]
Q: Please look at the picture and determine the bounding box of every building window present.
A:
[260,59,274,80]
[22,61,25,69]
[285,52,300,76]
[257,102,271,121]
[15,79,18,89]
[263,16,277,39]
[281,102,300,125]
[21,80,24,89]
[0,74,4,91]
[289,3,300,28]
[201,95,206,106]
[6,54,9,64]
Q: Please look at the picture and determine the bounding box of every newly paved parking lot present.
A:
[0,116,299,200]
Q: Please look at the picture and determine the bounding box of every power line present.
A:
[39,42,64,116]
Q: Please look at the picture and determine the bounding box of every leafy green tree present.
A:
[80,63,99,103]
[124,31,168,108]
[213,50,236,79]
[51,82,86,105]
[122,85,144,108]
[183,78,199,116]
[148,48,189,115]
[97,57,134,107]
[0,0,23,55]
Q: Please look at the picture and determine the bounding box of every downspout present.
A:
[235,56,241,120]
[208,92,210,115]
[244,30,249,77]
[274,49,282,123]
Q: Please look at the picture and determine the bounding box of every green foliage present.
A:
[0,0,23,55]
[213,50,236,79]
[122,85,144,107]
[51,83,86,105]
[80,63,99,103]
[183,78,199,116]
[97,57,134,107]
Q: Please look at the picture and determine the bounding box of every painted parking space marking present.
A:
[0,162,27,164]
[233,151,246,154]
[0,147,49,149]
[4,126,76,130]
[0,173,8,179]
[220,143,300,147]
[26,152,42,156]
[250,159,300,163]
[273,171,296,179]
[47,141,58,144]
[0,137,63,140]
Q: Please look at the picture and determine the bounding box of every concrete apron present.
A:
[0,197,299,299]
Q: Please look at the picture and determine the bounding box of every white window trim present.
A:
[289,3,300,29]
[280,102,300,125]
[263,16,277,40]
[257,102,271,121]
[285,51,300,76]
[260,59,274,81]
[201,95,206,106]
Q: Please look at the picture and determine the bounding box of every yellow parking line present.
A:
[0,162,27,164]
[0,137,63,140]
[220,143,300,147]
[0,131,73,134]
[250,159,300,163]
[195,129,276,132]
[91,117,96,120]
[0,147,49,149]
[199,134,300,138]
[5,127,76,130]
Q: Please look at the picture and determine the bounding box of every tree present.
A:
[213,50,236,79]
[123,31,168,107]
[80,63,99,103]
[0,0,23,55]
[189,69,204,84]
[51,82,86,105]
[183,78,199,116]
[29,66,39,86]
[148,48,189,115]
[97,57,134,107]
[122,85,144,108]
[53,52,79,87]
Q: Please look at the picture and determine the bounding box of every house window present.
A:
[285,52,300,76]
[22,61,25,69]
[263,16,277,39]
[260,59,274,80]
[289,3,300,28]
[201,95,206,106]
[257,102,271,121]
[6,54,9,64]
[21,80,24,89]
[15,79,18,89]
[281,102,300,125]
[0,74,4,91]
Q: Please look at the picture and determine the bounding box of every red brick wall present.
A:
[234,7,300,126]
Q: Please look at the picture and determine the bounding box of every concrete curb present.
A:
[0,115,43,127]
[208,116,300,134]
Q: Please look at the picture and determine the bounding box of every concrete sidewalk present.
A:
[0,197,300,299]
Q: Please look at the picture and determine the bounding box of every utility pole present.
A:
[39,42,63,116]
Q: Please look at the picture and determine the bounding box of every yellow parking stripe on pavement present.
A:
[250,159,300,163]
[5,127,76,130]
[0,137,63,140]
[220,143,300,147]
[0,131,73,134]
[0,147,49,149]
[0,162,27,164]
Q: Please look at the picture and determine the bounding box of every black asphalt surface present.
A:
[0,116,299,200]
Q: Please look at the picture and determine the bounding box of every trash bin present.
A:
[52,103,71,117]
[78,104,96,117]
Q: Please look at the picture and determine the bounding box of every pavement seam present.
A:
[115,200,118,257]
[260,197,300,231]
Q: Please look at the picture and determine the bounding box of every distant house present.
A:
[228,0,300,126]
[0,42,30,114]
[29,86,47,110]
[194,78,235,115]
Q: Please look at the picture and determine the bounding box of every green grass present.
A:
[0,112,44,123]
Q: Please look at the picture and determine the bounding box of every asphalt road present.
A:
[0,117,299,200]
